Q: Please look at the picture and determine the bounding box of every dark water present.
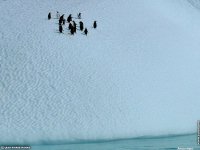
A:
[31,134,200,150]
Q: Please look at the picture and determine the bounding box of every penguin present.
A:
[72,21,77,33]
[63,19,66,25]
[59,19,62,25]
[70,27,75,35]
[60,14,64,22]
[93,21,97,29]
[84,28,88,35]
[79,21,84,31]
[68,23,73,30]
[67,14,72,23]
[48,12,51,20]
[59,25,63,33]
[77,13,81,19]
[56,11,60,19]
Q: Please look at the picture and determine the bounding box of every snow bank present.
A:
[0,0,200,144]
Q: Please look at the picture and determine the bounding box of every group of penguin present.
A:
[48,11,97,36]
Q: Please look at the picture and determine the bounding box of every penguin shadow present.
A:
[74,17,82,20]
[67,32,71,35]
[90,26,96,29]
[77,29,85,33]
[81,33,87,36]
[45,18,51,21]
[55,29,64,34]
[45,16,58,20]
[56,22,64,26]
[45,17,58,21]
[55,31,63,34]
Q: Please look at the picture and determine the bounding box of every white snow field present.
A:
[0,0,200,145]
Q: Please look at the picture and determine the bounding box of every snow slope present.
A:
[0,0,200,144]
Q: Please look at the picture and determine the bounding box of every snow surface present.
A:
[0,0,200,145]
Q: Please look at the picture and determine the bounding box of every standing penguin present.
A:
[63,19,66,25]
[77,13,81,19]
[56,11,60,19]
[59,19,62,25]
[73,21,76,27]
[79,21,84,31]
[68,22,73,30]
[60,14,64,22]
[93,21,97,29]
[70,27,75,35]
[59,25,63,33]
[84,28,88,35]
[67,14,72,23]
[73,26,77,33]
[48,12,51,20]
[73,21,77,33]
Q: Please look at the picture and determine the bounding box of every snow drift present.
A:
[0,0,200,144]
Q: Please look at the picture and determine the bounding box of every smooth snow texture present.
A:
[0,0,200,144]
